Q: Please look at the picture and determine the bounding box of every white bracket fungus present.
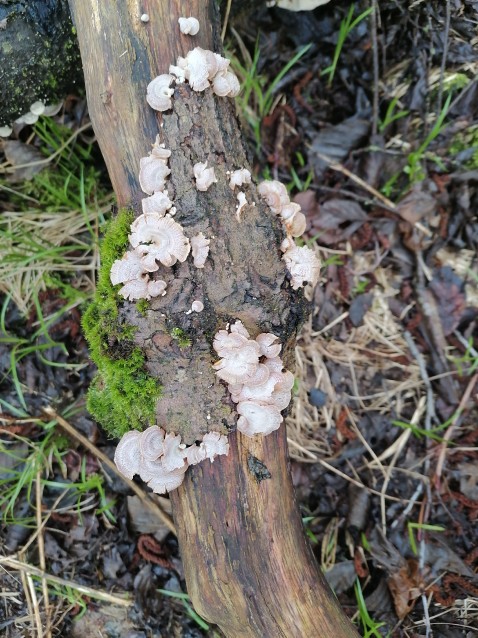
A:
[212,321,294,437]
[129,214,191,269]
[191,300,204,312]
[236,192,248,221]
[229,168,252,190]
[191,232,210,268]
[110,249,167,300]
[178,17,200,35]
[193,161,217,191]
[139,138,171,194]
[146,74,175,112]
[141,190,174,216]
[114,426,229,493]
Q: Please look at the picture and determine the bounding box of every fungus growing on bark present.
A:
[281,243,321,290]
[193,161,217,191]
[113,425,229,493]
[141,190,173,216]
[169,47,238,96]
[129,214,191,269]
[178,17,200,35]
[212,70,241,97]
[236,191,248,221]
[190,232,210,267]
[146,74,175,112]
[229,168,252,190]
[257,180,290,214]
[212,322,294,437]
[139,141,171,194]
[110,249,167,300]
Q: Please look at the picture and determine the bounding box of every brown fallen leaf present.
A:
[387,559,423,619]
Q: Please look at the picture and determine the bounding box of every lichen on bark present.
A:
[81,208,161,437]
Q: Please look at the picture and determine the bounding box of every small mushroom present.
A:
[236,192,248,221]
[191,300,204,312]
[139,425,165,461]
[255,333,282,359]
[146,74,175,112]
[162,433,187,471]
[191,232,210,267]
[201,432,229,462]
[285,211,307,237]
[258,180,290,214]
[237,401,283,437]
[178,16,200,35]
[229,168,252,190]
[141,190,173,216]
[193,161,217,191]
[282,244,321,290]
[212,70,241,97]
[139,153,171,194]
[147,462,188,494]
[110,249,167,300]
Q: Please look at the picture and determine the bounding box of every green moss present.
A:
[170,327,192,349]
[82,209,161,438]
[136,299,149,316]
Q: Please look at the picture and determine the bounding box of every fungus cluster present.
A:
[213,321,294,437]
[111,16,321,492]
[258,180,320,290]
[114,426,229,494]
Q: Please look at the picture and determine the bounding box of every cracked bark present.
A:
[70,0,358,636]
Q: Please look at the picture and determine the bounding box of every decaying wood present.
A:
[69,0,358,635]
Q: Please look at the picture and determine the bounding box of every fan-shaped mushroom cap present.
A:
[255,333,282,359]
[146,74,175,112]
[229,168,252,190]
[237,401,282,437]
[285,211,307,237]
[280,202,301,221]
[130,215,191,269]
[141,191,173,216]
[184,48,210,91]
[235,191,248,221]
[185,444,208,465]
[139,425,165,461]
[212,70,241,97]
[190,232,210,268]
[193,162,217,191]
[258,180,290,214]
[230,320,250,338]
[139,155,171,195]
[233,373,277,404]
[206,51,230,77]
[147,462,188,494]
[282,244,321,290]
[162,433,187,471]
[110,250,167,300]
[178,16,200,35]
[213,339,261,385]
[264,356,285,373]
[202,432,229,462]
[114,431,141,479]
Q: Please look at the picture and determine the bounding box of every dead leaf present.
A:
[429,266,466,336]
[397,183,437,225]
[309,198,368,244]
[3,141,44,182]
[349,293,373,327]
[310,117,371,176]
[127,495,172,541]
[387,559,422,619]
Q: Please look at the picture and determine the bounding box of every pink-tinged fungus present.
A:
[237,401,283,437]
[162,433,187,471]
[285,211,307,238]
[236,192,248,221]
[255,333,282,359]
[193,161,217,191]
[282,244,321,290]
[191,300,204,312]
[185,444,208,465]
[114,431,141,479]
[147,462,188,494]
[258,180,290,214]
[201,432,229,462]
[129,214,191,269]
[139,154,171,195]
[110,249,167,300]
[139,425,165,461]
[212,70,241,97]
[190,232,210,268]
[146,74,175,112]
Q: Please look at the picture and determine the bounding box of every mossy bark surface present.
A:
[70,1,358,636]
[0,0,82,126]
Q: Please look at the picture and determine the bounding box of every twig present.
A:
[0,557,131,607]
[403,330,436,431]
[221,0,233,41]
[36,472,51,638]
[437,0,451,113]
[433,373,478,486]
[370,0,379,136]
[43,407,176,535]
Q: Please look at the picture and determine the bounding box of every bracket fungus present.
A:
[213,322,294,437]
[191,232,210,268]
[110,249,167,300]
[193,161,217,191]
[114,426,229,494]
[178,16,200,35]
[129,214,191,269]
[282,243,321,290]
[146,74,175,112]
[139,142,171,194]
[229,168,252,190]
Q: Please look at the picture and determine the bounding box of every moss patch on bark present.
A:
[82,209,161,438]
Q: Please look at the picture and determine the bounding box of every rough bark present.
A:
[69,0,358,636]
